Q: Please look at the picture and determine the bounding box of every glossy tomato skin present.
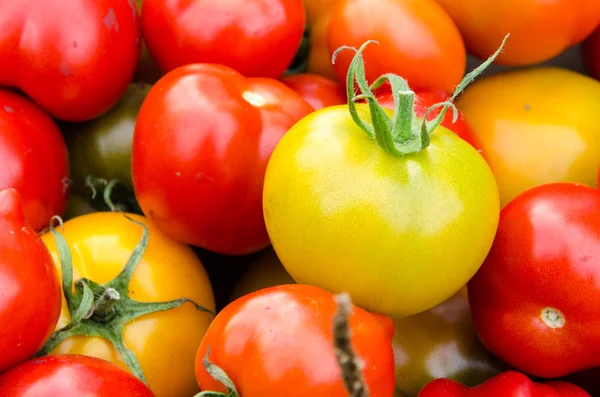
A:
[0,189,61,373]
[583,26,600,81]
[0,90,69,231]
[418,371,591,397]
[40,212,216,397]
[281,73,346,110]
[67,83,151,193]
[457,67,600,208]
[263,105,499,318]
[468,183,600,378]
[434,0,600,66]
[328,0,465,93]
[132,64,313,255]
[229,250,505,395]
[0,355,155,397]
[141,0,305,79]
[195,284,396,397]
[0,0,141,121]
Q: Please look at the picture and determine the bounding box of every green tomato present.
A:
[67,83,151,195]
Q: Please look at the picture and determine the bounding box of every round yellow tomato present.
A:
[456,67,600,207]
[263,104,499,318]
[41,212,215,397]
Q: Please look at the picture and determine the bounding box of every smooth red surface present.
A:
[132,64,313,255]
[418,371,591,396]
[141,0,305,79]
[195,285,396,396]
[377,90,485,157]
[583,25,600,81]
[328,0,465,93]
[0,90,69,231]
[468,183,600,377]
[0,0,141,121]
[281,73,346,110]
[0,355,155,396]
[0,189,61,373]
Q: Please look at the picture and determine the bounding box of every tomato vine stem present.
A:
[332,34,509,157]
[36,215,215,384]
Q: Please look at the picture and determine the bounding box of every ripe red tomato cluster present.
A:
[2,1,600,396]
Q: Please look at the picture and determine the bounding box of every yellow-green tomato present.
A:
[393,290,505,396]
[456,67,600,207]
[263,104,500,318]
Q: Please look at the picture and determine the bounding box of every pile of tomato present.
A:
[2,0,600,396]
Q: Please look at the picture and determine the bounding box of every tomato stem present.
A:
[332,34,509,156]
[196,348,241,397]
[333,293,369,397]
[36,215,215,384]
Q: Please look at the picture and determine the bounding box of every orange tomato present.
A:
[434,0,600,66]
[281,73,346,110]
[328,0,466,93]
[307,13,338,80]
[303,0,337,27]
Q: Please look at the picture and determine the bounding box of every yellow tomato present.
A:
[41,212,215,397]
[456,67,600,207]
[263,104,499,318]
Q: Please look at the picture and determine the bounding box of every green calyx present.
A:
[85,175,143,214]
[333,34,510,157]
[193,348,240,397]
[37,215,215,384]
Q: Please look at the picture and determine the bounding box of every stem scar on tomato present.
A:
[36,215,215,384]
[331,34,509,157]
[541,307,566,329]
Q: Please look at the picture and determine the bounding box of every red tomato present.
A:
[376,90,485,156]
[195,284,396,396]
[281,73,346,110]
[418,371,591,397]
[141,0,305,79]
[0,90,69,231]
[0,355,155,396]
[0,0,141,121]
[328,0,466,93]
[434,0,600,66]
[132,64,313,255]
[0,188,61,373]
[468,183,600,378]
[583,26,600,81]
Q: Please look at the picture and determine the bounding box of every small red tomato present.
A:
[328,0,466,93]
[0,188,61,373]
[141,0,305,79]
[132,64,313,255]
[195,284,396,396]
[0,0,141,121]
[0,355,155,396]
[468,183,600,378]
[376,90,484,155]
[0,90,70,231]
[281,73,346,110]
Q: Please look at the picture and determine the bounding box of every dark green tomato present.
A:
[67,83,151,195]
[393,290,506,396]
[62,193,98,221]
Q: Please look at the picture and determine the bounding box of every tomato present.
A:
[132,64,313,255]
[67,83,151,194]
[0,89,69,231]
[141,0,305,79]
[434,0,600,66]
[281,73,346,110]
[263,44,500,318]
[63,193,98,221]
[0,0,141,121]
[583,25,600,81]
[195,284,396,396]
[328,0,466,93]
[563,367,600,396]
[303,0,336,27]
[456,67,600,208]
[40,212,216,397]
[468,183,600,378]
[0,189,61,373]
[133,0,162,84]
[0,355,155,396]
[306,12,338,80]
[376,90,485,157]
[418,371,591,397]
